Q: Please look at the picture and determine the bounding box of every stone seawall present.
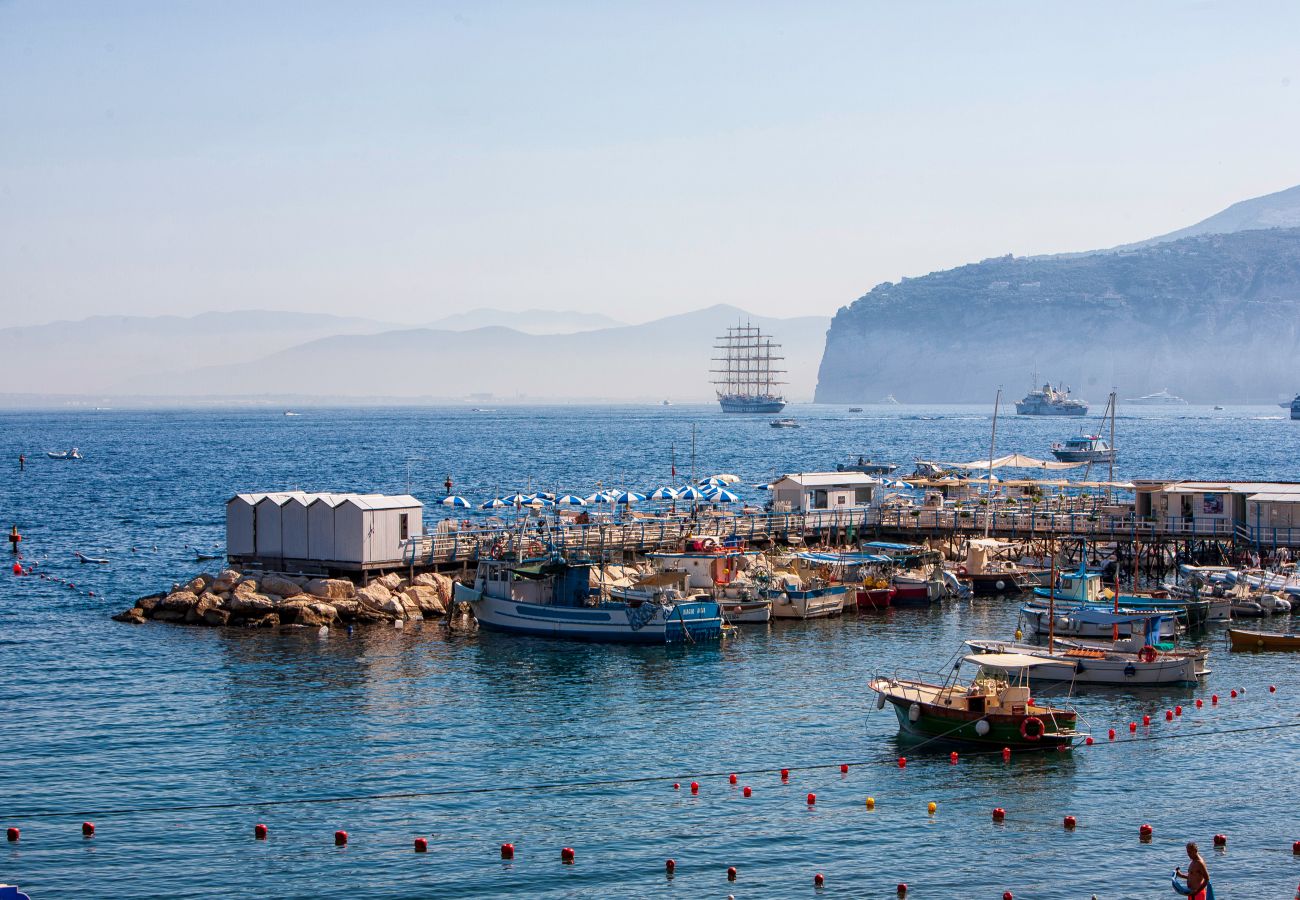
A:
[112,568,453,629]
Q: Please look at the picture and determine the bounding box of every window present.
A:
[399,513,409,541]
[837,495,846,505]
[855,488,873,505]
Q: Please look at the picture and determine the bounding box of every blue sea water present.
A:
[1,403,1298,899]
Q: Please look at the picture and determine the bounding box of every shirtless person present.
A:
[1176,841,1209,900]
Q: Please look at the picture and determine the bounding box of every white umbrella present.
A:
[648,487,679,500]
[480,498,510,509]
[441,495,471,508]
[555,495,587,506]
[705,473,741,484]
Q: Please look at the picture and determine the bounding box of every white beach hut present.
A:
[333,494,423,565]
[253,492,306,559]
[307,494,345,562]
[225,493,266,557]
[281,494,313,561]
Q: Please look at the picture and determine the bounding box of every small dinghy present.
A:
[194,550,224,561]
[75,551,110,564]
[48,448,82,460]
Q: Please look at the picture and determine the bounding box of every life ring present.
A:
[524,540,544,557]
[956,565,968,576]
[1019,716,1044,741]
[487,542,504,560]
[1138,645,1158,663]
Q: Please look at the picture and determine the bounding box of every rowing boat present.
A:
[1228,628,1300,652]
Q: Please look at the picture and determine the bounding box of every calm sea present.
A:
[2,403,1298,899]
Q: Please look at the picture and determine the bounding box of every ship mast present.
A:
[710,321,787,398]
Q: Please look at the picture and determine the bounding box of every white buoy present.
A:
[394,619,404,629]
[318,625,329,637]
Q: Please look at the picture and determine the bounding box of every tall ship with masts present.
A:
[711,323,787,414]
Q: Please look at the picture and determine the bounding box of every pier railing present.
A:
[400,507,1300,568]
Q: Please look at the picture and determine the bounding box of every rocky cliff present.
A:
[815,227,1300,404]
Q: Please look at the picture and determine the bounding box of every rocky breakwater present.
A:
[112,569,453,630]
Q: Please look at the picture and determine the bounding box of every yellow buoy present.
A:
[927,801,937,814]
[865,796,875,809]
[1014,628,1023,641]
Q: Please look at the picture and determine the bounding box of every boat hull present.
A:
[718,396,786,414]
[1020,605,1178,640]
[1050,450,1117,463]
[1015,402,1087,416]
[968,640,1200,685]
[461,585,723,644]
[768,585,847,619]
[1229,628,1300,652]
[878,692,1076,750]
[968,572,1033,595]
[854,586,895,609]
[891,577,944,606]
[719,599,772,624]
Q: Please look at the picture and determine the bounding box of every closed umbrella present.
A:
[441,495,471,508]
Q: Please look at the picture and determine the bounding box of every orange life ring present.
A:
[1019,716,1044,741]
[1138,645,1158,663]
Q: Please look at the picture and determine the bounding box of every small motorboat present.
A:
[769,418,800,428]
[848,407,863,412]
[967,633,1204,686]
[47,448,83,460]
[1050,434,1116,463]
[75,551,110,564]
[194,551,224,562]
[870,651,1085,750]
[1229,628,1300,652]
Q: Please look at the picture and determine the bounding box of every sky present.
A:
[2,0,1299,328]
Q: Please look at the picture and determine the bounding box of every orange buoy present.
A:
[814,872,825,887]
[729,773,737,784]
[254,823,268,840]
[807,792,816,805]
[1064,815,1077,829]
[665,858,675,874]
[334,830,347,846]
[414,837,428,853]
[501,842,515,859]
[561,847,575,863]
[6,827,18,842]
[727,865,737,881]
[1139,823,1153,840]
[840,764,848,774]
[82,822,94,837]
[743,786,752,797]
[898,757,906,768]
[690,781,699,795]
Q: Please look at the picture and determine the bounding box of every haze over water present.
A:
[2,404,1299,898]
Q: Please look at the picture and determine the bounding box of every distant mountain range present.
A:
[426,308,625,333]
[816,184,1300,404]
[0,305,828,404]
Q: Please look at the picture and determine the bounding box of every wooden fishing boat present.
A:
[1228,628,1300,652]
[869,652,1085,750]
[967,637,1204,685]
[766,584,847,619]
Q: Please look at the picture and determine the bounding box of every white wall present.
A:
[254,498,285,556]
[226,497,256,556]
[282,497,311,559]
[307,499,338,561]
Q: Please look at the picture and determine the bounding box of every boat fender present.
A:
[1019,716,1044,741]
[1124,663,1136,678]
[956,565,967,576]
[1138,645,1158,663]
[974,719,990,737]
[995,580,1006,592]
[908,703,921,723]
[876,692,886,710]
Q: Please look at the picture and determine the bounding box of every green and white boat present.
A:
[869,652,1086,750]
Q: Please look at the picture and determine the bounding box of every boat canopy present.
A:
[797,551,893,564]
[964,652,1062,670]
[862,541,923,552]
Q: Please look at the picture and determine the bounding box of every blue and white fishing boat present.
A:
[455,557,723,644]
[1031,564,1210,629]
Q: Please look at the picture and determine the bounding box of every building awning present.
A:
[1248,493,1300,503]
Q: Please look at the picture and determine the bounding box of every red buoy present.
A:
[1213,834,1227,848]
[501,842,515,859]
[82,822,95,837]
[414,837,428,853]
[1270,685,1277,693]
[1143,714,1151,726]
[729,773,737,784]
[950,751,959,764]
[743,786,752,798]
[1292,840,1300,855]
[6,827,18,842]
[1085,736,1093,745]
[1108,728,1116,740]
[1175,705,1183,716]
[1139,823,1153,840]
[840,763,848,774]
[11,563,21,575]
[897,882,907,896]
[672,782,679,790]
[1165,710,1174,721]
[814,872,825,887]
[665,858,675,874]
[1064,815,1077,829]
[334,830,347,846]
[1001,747,1011,762]
[561,847,575,863]
[992,807,1006,822]
[690,781,699,795]
[807,792,816,805]
[1230,689,1237,698]
[254,823,268,840]
[1003,892,1014,900]
[727,865,737,881]
[898,756,907,768]
[1195,699,1203,709]
[781,768,789,781]
[1211,694,1219,705]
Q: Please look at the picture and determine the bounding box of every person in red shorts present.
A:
[1176,841,1209,900]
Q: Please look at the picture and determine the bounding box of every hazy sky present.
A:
[3,1,1298,328]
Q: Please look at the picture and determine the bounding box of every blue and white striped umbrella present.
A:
[503,493,530,505]
[752,483,772,490]
[480,498,510,509]
[614,491,647,504]
[699,476,728,487]
[535,491,556,500]
[555,495,588,506]
[524,497,555,507]
[648,487,679,500]
[676,485,708,501]
[441,495,471,508]
[708,488,741,503]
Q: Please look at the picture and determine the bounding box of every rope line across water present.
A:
[7,717,1297,821]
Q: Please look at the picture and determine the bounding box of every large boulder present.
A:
[228,591,276,616]
[233,578,261,597]
[376,572,404,591]
[186,592,224,624]
[211,569,242,593]
[260,574,304,598]
[244,612,280,629]
[305,578,356,601]
[159,591,200,613]
[202,608,231,627]
[112,607,146,624]
[356,583,393,610]
[403,585,445,616]
[278,597,338,627]
[136,594,163,614]
[185,574,214,595]
[331,599,360,621]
